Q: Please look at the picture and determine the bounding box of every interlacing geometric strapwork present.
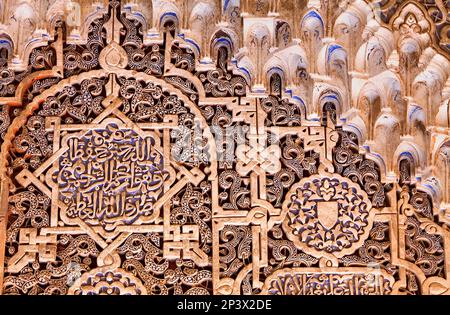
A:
[0,0,449,296]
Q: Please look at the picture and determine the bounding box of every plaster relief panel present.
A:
[0,0,449,296]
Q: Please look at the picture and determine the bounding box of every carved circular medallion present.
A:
[68,267,147,295]
[281,172,373,258]
[99,41,128,71]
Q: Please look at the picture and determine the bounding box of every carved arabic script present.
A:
[57,123,166,231]
[265,270,394,295]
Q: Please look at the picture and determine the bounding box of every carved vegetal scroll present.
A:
[0,0,449,296]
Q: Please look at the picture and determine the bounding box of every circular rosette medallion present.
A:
[281,173,374,258]
[68,267,147,295]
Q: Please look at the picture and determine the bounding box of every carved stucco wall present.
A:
[0,0,449,295]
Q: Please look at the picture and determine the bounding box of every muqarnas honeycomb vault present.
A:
[0,0,449,295]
